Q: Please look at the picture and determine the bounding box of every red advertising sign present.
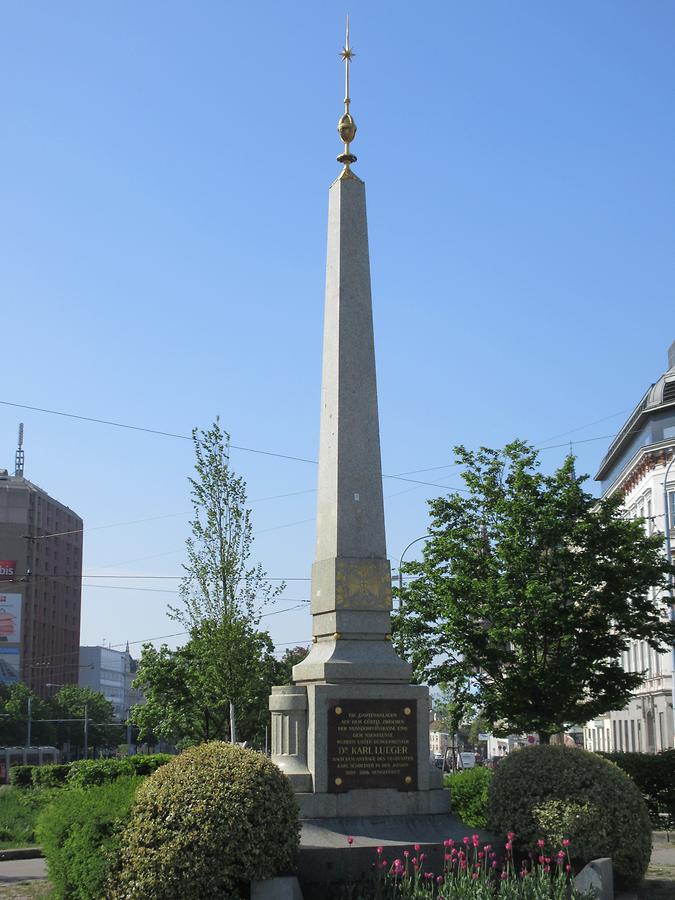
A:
[0,561,17,580]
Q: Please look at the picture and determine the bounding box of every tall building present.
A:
[0,435,83,697]
[583,342,675,753]
[79,645,143,721]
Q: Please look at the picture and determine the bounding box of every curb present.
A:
[0,847,44,861]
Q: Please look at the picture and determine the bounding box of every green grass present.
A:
[0,884,52,898]
[0,788,58,847]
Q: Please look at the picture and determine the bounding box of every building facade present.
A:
[79,645,143,722]
[583,342,675,753]
[0,466,82,697]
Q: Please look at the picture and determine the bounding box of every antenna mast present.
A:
[15,423,25,477]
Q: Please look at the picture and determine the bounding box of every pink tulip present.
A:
[347,836,354,845]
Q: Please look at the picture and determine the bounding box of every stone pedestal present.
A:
[271,681,446,818]
[269,686,312,792]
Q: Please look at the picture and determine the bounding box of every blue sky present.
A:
[1,1,674,656]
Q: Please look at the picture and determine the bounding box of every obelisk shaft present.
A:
[292,172,410,684]
[315,174,386,562]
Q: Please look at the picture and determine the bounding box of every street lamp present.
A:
[24,695,32,763]
[396,534,432,597]
[663,454,675,745]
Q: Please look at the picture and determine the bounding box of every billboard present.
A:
[0,560,17,581]
[0,592,21,643]
[0,647,20,684]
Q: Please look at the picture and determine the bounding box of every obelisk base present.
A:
[270,681,449,819]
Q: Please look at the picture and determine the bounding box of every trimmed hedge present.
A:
[7,755,173,792]
[32,764,72,788]
[109,742,300,899]
[67,754,172,787]
[599,750,675,828]
[36,776,143,900]
[9,765,34,788]
[445,767,492,828]
[487,745,652,889]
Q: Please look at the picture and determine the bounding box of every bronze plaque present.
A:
[327,699,417,792]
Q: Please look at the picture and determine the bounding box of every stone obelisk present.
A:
[270,22,447,819]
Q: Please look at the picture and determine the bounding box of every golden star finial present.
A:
[337,14,357,174]
[340,13,355,65]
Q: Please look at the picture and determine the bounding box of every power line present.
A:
[0,400,316,465]
[0,397,469,492]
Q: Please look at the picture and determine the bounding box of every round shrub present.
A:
[109,741,300,899]
[487,745,652,888]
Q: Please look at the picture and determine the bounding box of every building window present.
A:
[668,491,675,532]
[630,720,636,751]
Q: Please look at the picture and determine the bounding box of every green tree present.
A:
[131,642,210,748]
[52,686,115,756]
[393,441,675,743]
[433,683,476,737]
[131,624,280,749]
[137,419,284,745]
[274,645,310,686]
[0,683,53,746]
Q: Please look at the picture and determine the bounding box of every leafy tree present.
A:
[51,685,116,756]
[167,419,284,743]
[432,682,476,737]
[274,646,310,686]
[131,643,209,748]
[131,626,281,749]
[0,683,53,746]
[393,441,675,743]
[0,683,115,756]
[467,714,491,748]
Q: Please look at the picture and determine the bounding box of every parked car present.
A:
[458,752,475,769]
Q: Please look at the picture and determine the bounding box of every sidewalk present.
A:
[0,857,47,884]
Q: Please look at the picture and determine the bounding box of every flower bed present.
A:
[341,833,597,899]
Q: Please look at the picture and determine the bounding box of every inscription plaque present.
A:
[327,699,417,792]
